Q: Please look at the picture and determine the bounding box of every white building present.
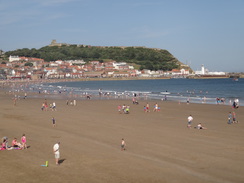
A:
[195,64,226,75]
[195,64,206,75]
[9,56,20,62]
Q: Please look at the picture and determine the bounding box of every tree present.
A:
[24,62,33,67]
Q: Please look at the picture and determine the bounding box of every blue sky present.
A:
[1,0,244,72]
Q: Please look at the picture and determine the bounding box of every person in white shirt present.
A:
[187,115,193,128]
[53,142,60,165]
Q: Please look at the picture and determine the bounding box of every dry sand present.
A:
[1,89,244,183]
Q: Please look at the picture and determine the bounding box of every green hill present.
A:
[5,44,188,71]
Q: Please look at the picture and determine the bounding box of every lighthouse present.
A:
[201,64,205,75]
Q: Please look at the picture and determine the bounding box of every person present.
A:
[187,115,193,128]
[21,134,27,149]
[52,102,56,111]
[12,138,22,149]
[146,103,150,112]
[121,138,126,151]
[132,97,136,104]
[52,117,56,127]
[0,142,6,150]
[232,111,238,123]
[13,97,17,106]
[118,105,122,114]
[153,103,158,112]
[125,106,130,114]
[2,136,8,148]
[228,112,232,124]
[41,102,45,111]
[232,99,239,109]
[1,137,8,150]
[53,142,60,165]
[44,99,48,111]
[196,123,207,129]
[187,98,190,104]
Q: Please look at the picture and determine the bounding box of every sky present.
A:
[1,0,244,72]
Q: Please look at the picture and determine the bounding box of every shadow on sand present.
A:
[58,159,66,165]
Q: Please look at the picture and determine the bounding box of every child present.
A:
[228,112,232,124]
[232,111,238,123]
[118,105,122,114]
[52,117,56,127]
[21,134,27,149]
[121,138,126,151]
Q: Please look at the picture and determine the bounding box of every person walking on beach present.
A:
[121,138,126,151]
[228,112,232,124]
[187,115,193,128]
[52,117,56,127]
[53,142,60,165]
[52,102,56,111]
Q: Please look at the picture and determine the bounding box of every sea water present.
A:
[28,78,243,106]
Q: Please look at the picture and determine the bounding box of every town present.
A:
[0,51,241,80]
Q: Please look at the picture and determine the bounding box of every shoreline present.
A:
[2,78,242,107]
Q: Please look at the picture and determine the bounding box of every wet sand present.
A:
[1,90,244,183]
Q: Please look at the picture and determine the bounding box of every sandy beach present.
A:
[1,88,244,183]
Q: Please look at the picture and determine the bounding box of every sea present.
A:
[26,78,243,106]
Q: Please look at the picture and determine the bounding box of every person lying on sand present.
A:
[196,123,207,130]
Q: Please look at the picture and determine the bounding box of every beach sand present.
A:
[1,90,244,183]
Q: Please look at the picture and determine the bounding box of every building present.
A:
[195,64,226,76]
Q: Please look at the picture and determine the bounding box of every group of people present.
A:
[187,115,207,129]
[52,138,126,166]
[188,110,239,129]
[118,102,161,113]
[66,99,77,106]
[118,104,130,114]
[143,103,150,113]
[153,103,160,112]
[41,100,57,111]
[228,111,238,124]
[0,134,27,150]
[216,97,225,104]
